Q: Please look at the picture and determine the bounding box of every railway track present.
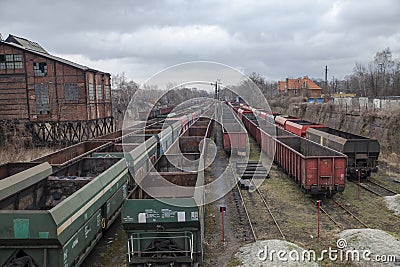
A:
[231,164,285,241]
[332,199,369,228]
[231,177,257,242]
[359,180,399,197]
[313,199,369,229]
[255,187,286,240]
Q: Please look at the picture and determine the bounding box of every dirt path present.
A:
[203,124,250,266]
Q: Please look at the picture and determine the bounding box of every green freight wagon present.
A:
[121,118,211,267]
[122,198,203,267]
[0,157,130,267]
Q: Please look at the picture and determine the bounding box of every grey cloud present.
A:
[1,0,399,82]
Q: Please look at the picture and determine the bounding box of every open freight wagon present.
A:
[0,155,130,267]
[274,136,347,196]
[306,127,380,179]
[121,118,212,267]
[221,103,248,157]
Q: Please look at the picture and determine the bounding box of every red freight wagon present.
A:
[243,113,265,144]
[227,101,240,113]
[222,123,248,156]
[237,108,253,121]
[284,120,326,137]
[274,136,346,196]
[259,126,276,157]
[160,106,173,115]
[222,103,248,156]
[241,113,261,144]
[258,122,294,161]
[252,109,266,120]
[274,115,301,128]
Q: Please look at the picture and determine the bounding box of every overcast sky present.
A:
[1,0,399,84]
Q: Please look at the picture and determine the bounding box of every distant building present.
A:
[278,76,322,98]
[0,34,113,144]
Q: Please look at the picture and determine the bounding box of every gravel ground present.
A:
[338,229,400,267]
[234,240,320,267]
[203,125,252,266]
[384,194,400,215]
[79,128,400,267]
[81,216,125,267]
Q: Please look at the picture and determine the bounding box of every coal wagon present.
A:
[306,127,380,179]
[121,118,213,267]
[0,156,129,267]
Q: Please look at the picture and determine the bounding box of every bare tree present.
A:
[248,72,278,99]
[347,47,399,97]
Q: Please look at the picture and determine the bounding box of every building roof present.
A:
[6,34,49,54]
[278,81,286,91]
[1,34,109,75]
[278,76,322,91]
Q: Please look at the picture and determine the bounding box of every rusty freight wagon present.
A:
[0,34,113,144]
[306,127,380,179]
[221,103,248,156]
[284,120,326,138]
[274,136,347,196]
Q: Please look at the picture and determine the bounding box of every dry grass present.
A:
[0,143,59,165]
[232,136,400,267]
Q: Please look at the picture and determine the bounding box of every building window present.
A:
[105,85,111,100]
[97,84,103,100]
[13,54,22,61]
[0,55,5,69]
[64,83,78,101]
[35,84,50,114]
[0,54,23,69]
[33,62,47,76]
[89,83,95,100]
[14,62,23,69]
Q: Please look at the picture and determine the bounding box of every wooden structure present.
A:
[0,34,113,145]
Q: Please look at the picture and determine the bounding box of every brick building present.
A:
[0,34,113,144]
[278,76,322,98]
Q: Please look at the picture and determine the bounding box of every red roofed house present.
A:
[278,76,322,98]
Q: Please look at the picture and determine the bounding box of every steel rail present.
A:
[256,187,286,239]
[231,167,258,242]
[368,180,398,195]
[310,199,343,229]
[333,199,369,228]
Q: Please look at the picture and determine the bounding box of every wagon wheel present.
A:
[326,189,333,198]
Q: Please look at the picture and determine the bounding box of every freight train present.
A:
[227,103,347,196]
[122,116,213,267]
[241,103,380,180]
[221,103,248,156]
[306,127,380,179]
[0,101,212,267]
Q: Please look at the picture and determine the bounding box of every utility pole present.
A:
[378,63,383,96]
[324,65,328,95]
[212,80,220,100]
